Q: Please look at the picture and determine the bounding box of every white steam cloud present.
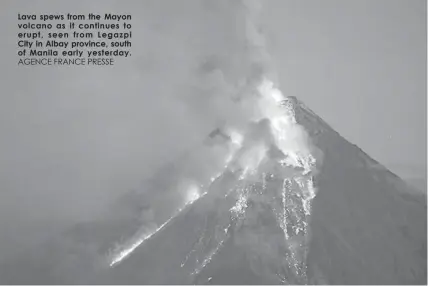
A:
[219,0,321,174]
[0,1,324,282]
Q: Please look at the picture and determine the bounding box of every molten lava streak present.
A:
[108,185,207,267]
[106,78,321,285]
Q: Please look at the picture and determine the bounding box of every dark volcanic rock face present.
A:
[0,96,425,285]
[100,96,426,284]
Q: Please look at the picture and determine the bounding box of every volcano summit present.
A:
[98,84,426,284]
[0,81,425,284]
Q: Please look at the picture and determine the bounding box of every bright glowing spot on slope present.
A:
[109,218,172,267]
[225,153,234,166]
[186,184,201,204]
[229,130,244,146]
[210,169,224,183]
[109,189,208,267]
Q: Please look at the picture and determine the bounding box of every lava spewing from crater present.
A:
[181,78,323,284]
[105,77,323,285]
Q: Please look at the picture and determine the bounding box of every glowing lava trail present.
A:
[108,190,208,267]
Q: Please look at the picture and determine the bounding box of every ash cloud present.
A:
[0,0,322,283]
[0,0,252,264]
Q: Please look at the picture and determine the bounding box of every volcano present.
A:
[0,91,425,285]
[98,94,426,285]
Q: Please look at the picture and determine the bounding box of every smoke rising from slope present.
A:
[0,1,322,282]
[0,0,257,262]
[228,0,321,170]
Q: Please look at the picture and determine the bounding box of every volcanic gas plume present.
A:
[105,3,323,281]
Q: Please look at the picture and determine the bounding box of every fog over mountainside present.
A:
[98,95,426,285]
[2,92,424,284]
[0,0,425,284]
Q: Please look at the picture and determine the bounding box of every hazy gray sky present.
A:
[262,0,426,180]
[0,0,426,261]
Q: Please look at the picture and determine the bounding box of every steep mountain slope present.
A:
[0,92,425,285]
[101,95,427,284]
